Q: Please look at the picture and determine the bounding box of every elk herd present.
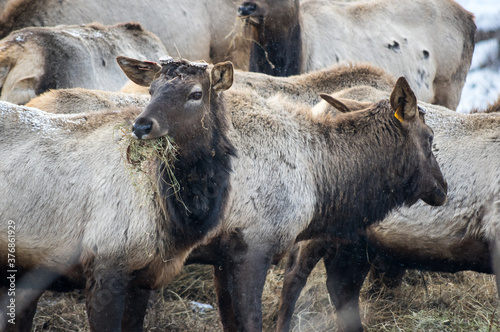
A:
[0,0,498,332]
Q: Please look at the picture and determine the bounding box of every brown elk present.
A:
[238,0,476,110]
[0,0,248,67]
[0,22,167,104]
[120,60,397,107]
[118,56,446,331]
[276,97,500,332]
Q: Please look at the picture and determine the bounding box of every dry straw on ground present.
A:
[33,263,499,331]
[32,129,499,331]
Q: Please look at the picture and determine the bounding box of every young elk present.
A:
[118,55,446,332]
[276,97,500,332]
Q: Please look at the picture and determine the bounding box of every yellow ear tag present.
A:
[394,105,404,123]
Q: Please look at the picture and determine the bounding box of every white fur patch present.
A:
[310,100,329,119]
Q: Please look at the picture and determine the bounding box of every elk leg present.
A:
[1,268,60,332]
[369,255,406,290]
[213,263,238,332]
[0,287,43,332]
[213,230,271,331]
[491,239,500,294]
[323,240,373,332]
[230,249,271,332]
[85,270,130,332]
[276,239,333,332]
[121,286,150,332]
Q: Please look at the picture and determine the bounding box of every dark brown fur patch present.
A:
[143,60,237,257]
[297,100,420,242]
[248,20,302,76]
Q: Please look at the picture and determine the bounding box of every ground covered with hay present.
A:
[33,263,498,331]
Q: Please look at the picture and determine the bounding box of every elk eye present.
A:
[189,91,202,100]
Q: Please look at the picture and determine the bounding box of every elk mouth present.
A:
[421,180,448,206]
[238,1,267,26]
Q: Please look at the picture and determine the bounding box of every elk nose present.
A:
[238,2,257,16]
[132,119,153,139]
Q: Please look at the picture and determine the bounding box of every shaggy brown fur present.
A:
[276,96,500,332]
[120,57,446,332]
[120,60,397,105]
[0,57,446,332]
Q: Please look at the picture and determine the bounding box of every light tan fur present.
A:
[236,62,396,104]
[122,58,446,331]
[119,80,149,95]
[243,0,476,109]
[26,88,150,114]
[0,40,45,104]
[0,0,249,68]
[0,57,445,330]
[0,22,167,105]
[120,61,397,103]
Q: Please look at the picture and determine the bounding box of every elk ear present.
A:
[320,94,351,113]
[211,61,234,94]
[116,56,161,87]
[390,77,418,123]
[0,64,10,87]
[320,93,371,113]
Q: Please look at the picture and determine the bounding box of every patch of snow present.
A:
[189,301,214,314]
[456,0,500,31]
[0,102,86,137]
[61,29,82,38]
[61,28,106,40]
[108,93,150,107]
[469,39,499,71]
[457,68,500,113]
[455,0,500,113]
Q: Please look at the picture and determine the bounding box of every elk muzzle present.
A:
[238,1,258,16]
[422,179,448,206]
[132,118,153,139]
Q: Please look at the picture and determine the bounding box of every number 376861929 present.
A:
[7,220,15,267]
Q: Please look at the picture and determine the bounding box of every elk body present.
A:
[276,97,500,332]
[0,0,248,66]
[0,22,168,105]
[238,0,476,109]
[118,56,446,331]
[0,94,235,331]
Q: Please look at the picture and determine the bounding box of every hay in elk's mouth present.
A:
[116,124,180,202]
